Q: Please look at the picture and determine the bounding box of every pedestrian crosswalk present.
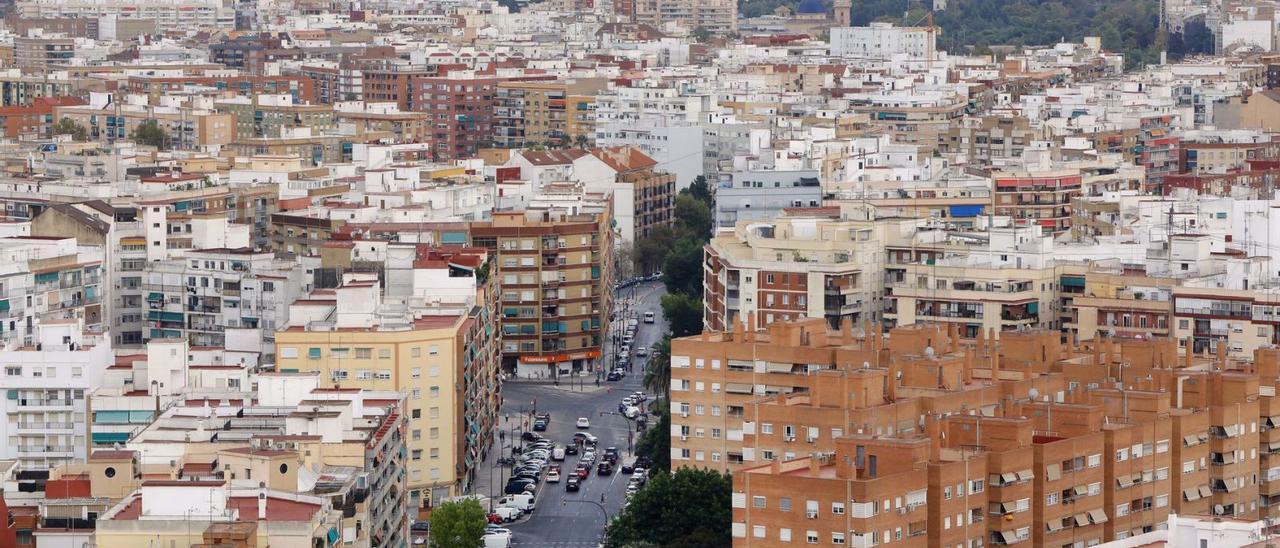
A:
[512,541,601,548]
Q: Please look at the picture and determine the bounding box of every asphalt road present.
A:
[472,281,667,548]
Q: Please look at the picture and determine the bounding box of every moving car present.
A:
[636,347,648,357]
[546,469,561,483]
[606,371,621,382]
[552,445,566,461]
[520,432,542,442]
[572,432,598,446]
[575,465,590,479]
[532,420,547,431]
[623,405,641,419]
[564,444,578,455]
[644,311,655,323]
[576,417,591,429]
[411,521,430,532]
[566,477,581,491]
[603,447,619,464]
[483,530,512,548]
[597,461,613,475]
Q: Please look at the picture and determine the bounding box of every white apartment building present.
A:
[0,320,110,472]
[595,123,705,187]
[143,248,305,351]
[16,0,235,33]
[830,23,935,59]
[0,236,105,347]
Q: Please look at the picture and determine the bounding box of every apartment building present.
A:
[632,0,735,34]
[727,319,1280,547]
[0,236,105,345]
[215,93,335,139]
[104,377,408,547]
[830,23,934,59]
[887,258,1059,339]
[275,254,499,508]
[335,102,433,144]
[142,248,305,348]
[16,0,235,33]
[992,170,1082,236]
[714,170,823,229]
[577,147,676,244]
[494,79,605,149]
[125,74,316,104]
[704,206,904,332]
[0,321,109,473]
[13,35,75,71]
[408,72,555,161]
[53,100,235,150]
[470,208,614,378]
[0,70,77,106]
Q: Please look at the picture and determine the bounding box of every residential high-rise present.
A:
[470,205,614,378]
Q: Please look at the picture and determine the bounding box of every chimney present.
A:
[1184,337,1193,368]
[770,458,782,475]
[745,314,755,343]
[886,358,898,402]
[925,413,942,457]
[1215,341,1227,370]
[841,316,853,345]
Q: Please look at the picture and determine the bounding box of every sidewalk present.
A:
[503,377,612,394]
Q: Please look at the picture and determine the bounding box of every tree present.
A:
[605,468,731,548]
[643,335,671,399]
[661,237,704,297]
[132,119,171,150]
[691,26,712,43]
[673,193,712,241]
[633,226,678,275]
[634,400,670,473]
[52,118,88,141]
[574,134,591,149]
[429,498,488,548]
[661,292,703,338]
[686,175,713,209]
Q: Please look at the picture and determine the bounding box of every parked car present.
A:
[491,506,520,523]
[564,444,578,455]
[497,494,535,513]
[636,347,648,357]
[411,522,430,532]
[521,432,542,442]
[606,371,621,381]
[576,417,591,428]
[535,412,551,423]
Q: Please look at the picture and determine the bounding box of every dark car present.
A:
[566,478,581,492]
[621,462,635,474]
[532,420,548,432]
[606,372,621,381]
[521,431,542,442]
[535,412,551,423]
[504,482,534,495]
[411,522,430,532]
[514,470,540,480]
[597,462,614,475]
[603,447,619,464]
[565,444,578,455]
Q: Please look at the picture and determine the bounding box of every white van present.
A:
[484,531,512,548]
[643,311,655,323]
[498,493,536,513]
[552,445,566,461]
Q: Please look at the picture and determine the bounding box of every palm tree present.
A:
[574,134,590,149]
[644,335,672,401]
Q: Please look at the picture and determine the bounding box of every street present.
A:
[472,281,668,547]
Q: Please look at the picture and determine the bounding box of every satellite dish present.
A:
[1028,388,1040,401]
[924,346,935,358]
[862,361,871,369]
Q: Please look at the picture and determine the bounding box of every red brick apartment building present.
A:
[694,318,1280,546]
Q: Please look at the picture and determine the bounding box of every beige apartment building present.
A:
[703,205,910,332]
[274,253,500,509]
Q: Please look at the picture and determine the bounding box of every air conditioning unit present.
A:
[680,435,688,442]
[784,435,796,442]
[806,511,818,519]
[681,411,689,418]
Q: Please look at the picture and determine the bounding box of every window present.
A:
[832,502,844,515]
[411,409,421,419]
[970,479,984,493]
[411,368,421,378]
[779,497,792,512]
[780,529,791,542]
[5,366,20,376]
[806,531,818,544]
[1116,448,1128,462]
[307,348,321,360]
[430,428,439,439]
[355,348,372,359]
[832,532,845,545]
[753,525,766,538]
[753,496,766,509]
[1087,454,1102,467]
